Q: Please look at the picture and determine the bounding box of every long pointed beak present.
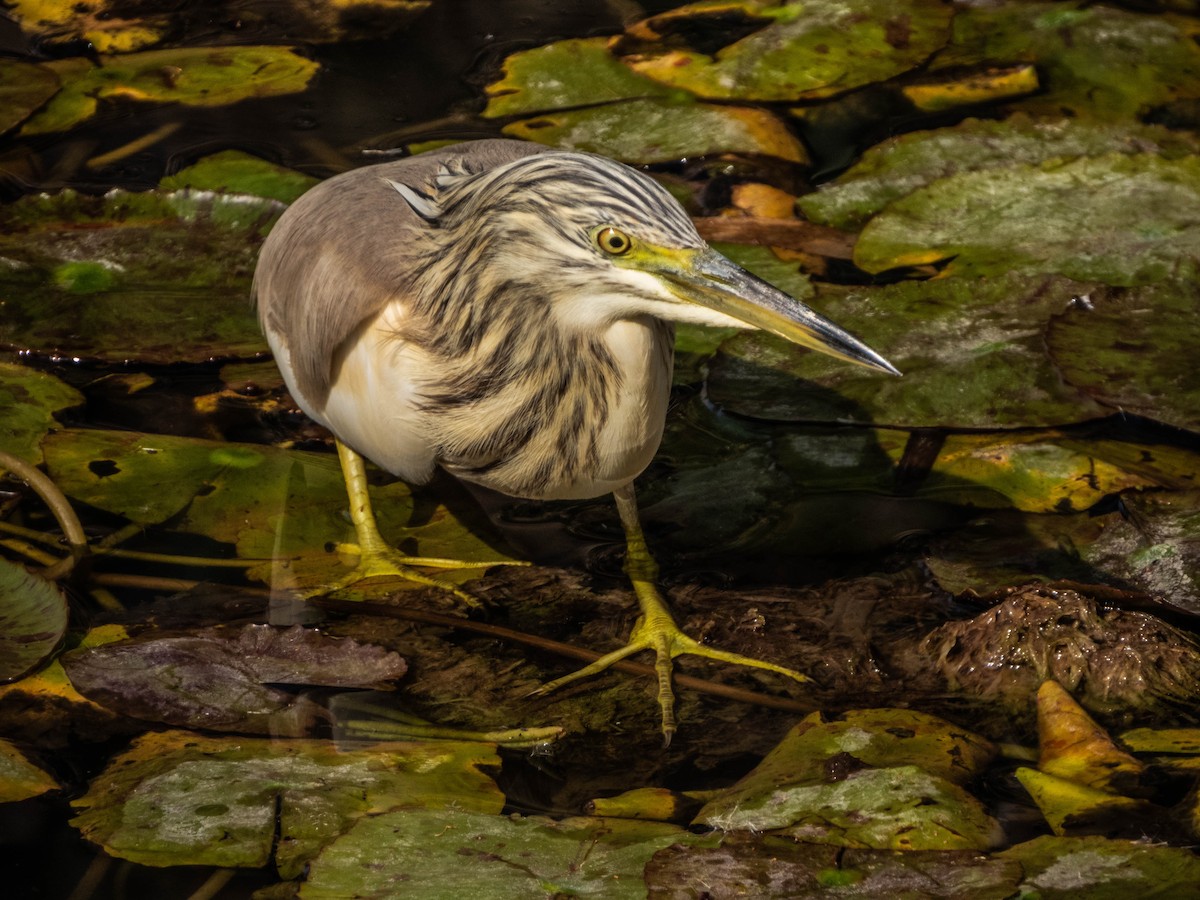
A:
[664,248,900,376]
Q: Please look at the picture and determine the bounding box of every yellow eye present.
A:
[594,226,632,256]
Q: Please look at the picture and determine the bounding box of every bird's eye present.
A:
[594,226,632,256]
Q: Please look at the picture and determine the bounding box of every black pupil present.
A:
[606,231,625,251]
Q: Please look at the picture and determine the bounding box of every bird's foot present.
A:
[530,609,807,745]
[324,542,528,608]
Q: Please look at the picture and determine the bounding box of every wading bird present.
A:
[254,139,897,741]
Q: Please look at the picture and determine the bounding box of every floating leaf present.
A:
[854,154,1200,283]
[71,731,504,877]
[706,272,1105,428]
[646,834,1022,899]
[696,710,997,843]
[0,189,279,364]
[0,58,60,135]
[40,428,514,588]
[798,116,1200,230]
[24,46,318,135]
[0,363,83,465]
[997,834,1200,898]
[1048,282,1200,432]
[0,737,58,802]
[937,2,1200,120]
[705,765,1002,851]
[1118,728,1200,755]
[503,97,807,164]
[61,624,407,733]
[623,0,953,102]
[1035,681,1144,793]
[6,0,166,53]
[483,37,683,118]
[159,150,319,204]
[1015,768,1164,838]
[0,558,68,683]
[301,808,714,899]
[900,63,1039,112]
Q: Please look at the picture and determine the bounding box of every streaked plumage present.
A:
[254,139,897,740]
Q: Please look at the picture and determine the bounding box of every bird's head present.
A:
[389,149,898,376]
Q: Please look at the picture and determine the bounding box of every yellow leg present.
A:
[324,440,525,606]
[532,482,807,743]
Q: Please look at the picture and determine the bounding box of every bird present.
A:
[254,138,898,741]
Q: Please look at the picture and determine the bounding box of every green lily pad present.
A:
[483,36,684,118]
[40,428,514,587]
[0,58,60,135]
[301,808,715,899]
[937,2,1200,120]
[854,154,1200,284]
[0,558,68,684]
[0,363,83,465]
[997,834,1200,899]
[71,731,504,877]
[646,835,1022,899]
[798,116,1200,231]
[697,709,995,834]
[706,273,1108,428]
[1047,281,1200,431]
[0,189,278,363]
[503,97,808,164]
[61,624,407,733]
[702,765,1002,851]
[1015,768,1162,838]
[623,0,953,102]
[0,737,58,802]
[23,46,319,135]
[158,150,319,204]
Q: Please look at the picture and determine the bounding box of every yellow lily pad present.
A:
[1036,681,1144,793]
[1014,768,1158,837]
[623,0,952,102]
[23,46,319,136]
[0,738,58,802]
[6,0,166,53]
[503,97,807,164]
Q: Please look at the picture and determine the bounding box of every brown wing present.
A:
[252,139,551,411]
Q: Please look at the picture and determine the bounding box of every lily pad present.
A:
[301,808,715,899]
[798,116,1200,230]
[997,834,1200,899]
[703,765,1002,851]
[6,0,166,53]
[854,154,1200,284]
[1036,681,1144,793]
[71,731,504,877]
[0,189,279,363]
[23,46,319,136]
[158,150,319,204]
[0,558,68,684]
[0,58,60,135]
[1015,768,1166,838]
[0,738,58,802]
[705,272,1107,428]
[623,0,953,102]
[1047,281,1200,432]
[40,428,515,588]
[937,2,1200,120]
[483,37,684,118]
[503,97,807,164]
[696,710,995,834]
[646,834,1023,899]
[0,363,83,465]
[61,624,407,733]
